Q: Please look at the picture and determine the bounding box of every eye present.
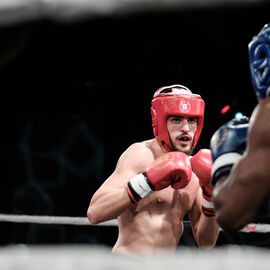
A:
[172,117,182,123]
[188,117,198,124]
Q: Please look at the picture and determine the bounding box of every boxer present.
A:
[87,85,219,255]
[210,23,270,232]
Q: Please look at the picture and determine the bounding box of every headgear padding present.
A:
[248,23,270,101]
[151,84,205,151]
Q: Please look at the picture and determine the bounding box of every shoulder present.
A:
[250,98,270,124]
[115,139,156,173]
[241,98,270,185]
[123,140,155,158]
[249,98,270,148]
[260,97,270,110]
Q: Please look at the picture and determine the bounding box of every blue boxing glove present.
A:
[210,116,249,186]
[248,23,270,101]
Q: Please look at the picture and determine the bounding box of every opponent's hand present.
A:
[191,149,215,216]
[210,116,249,187]
[126,151,192,203]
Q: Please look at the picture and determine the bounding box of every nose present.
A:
[181,120,190,132]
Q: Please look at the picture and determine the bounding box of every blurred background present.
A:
[0,0,269,248]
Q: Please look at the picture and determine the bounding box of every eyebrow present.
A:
[169,116,198,119]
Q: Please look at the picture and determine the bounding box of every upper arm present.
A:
[96,142,154,190]
[240,99,270,203]
[236,99,270,204]
[246,100,270,180]
[214,99,270,229]
[87,143,154,223]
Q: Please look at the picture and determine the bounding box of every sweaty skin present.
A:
[88,117,219,255]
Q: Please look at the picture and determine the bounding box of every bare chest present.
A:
[135,173,200,216]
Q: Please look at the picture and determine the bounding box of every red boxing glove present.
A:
[190,149,215,216]
[126,151,192,203]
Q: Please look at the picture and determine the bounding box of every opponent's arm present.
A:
[189,149,219,249]
[211,103,270,231]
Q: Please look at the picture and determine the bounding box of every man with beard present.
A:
[87,84,219,256]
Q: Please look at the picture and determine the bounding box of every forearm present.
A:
[196,215,220,249]
[87,187,131,224]
[213,172,258,231]
[212,175,237,230]
[210,115,256,231]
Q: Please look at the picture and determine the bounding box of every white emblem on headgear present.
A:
[179,101,191,113]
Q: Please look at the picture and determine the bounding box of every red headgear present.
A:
[151,84,205,151]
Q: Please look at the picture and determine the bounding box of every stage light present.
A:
[235,112,243,118]
[220,105,230,114]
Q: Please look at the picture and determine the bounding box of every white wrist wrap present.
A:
[211,152,242,177]
[129,173,153,199]
[202,197,214,209]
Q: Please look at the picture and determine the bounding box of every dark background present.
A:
[0,2,269,248]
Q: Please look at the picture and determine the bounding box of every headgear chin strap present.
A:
[151,84,205,152]
[248,23,270,101]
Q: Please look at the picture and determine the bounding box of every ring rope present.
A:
[0,214,118,226]
[0,213,269,233]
